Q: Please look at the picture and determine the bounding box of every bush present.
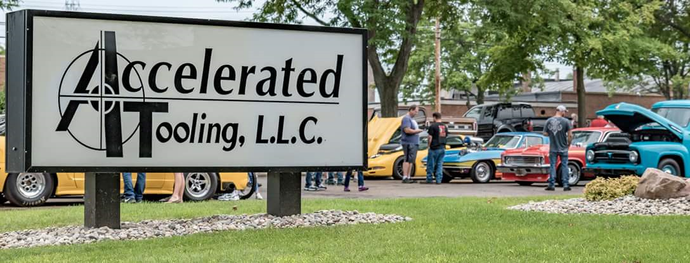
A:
[584,176,639,201]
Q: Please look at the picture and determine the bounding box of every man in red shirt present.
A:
[590,115,608,127]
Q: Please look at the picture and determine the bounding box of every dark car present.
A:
[463,103,548,142]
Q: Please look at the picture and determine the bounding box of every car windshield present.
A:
[571,131,601,146]
[484,135,521,149]
[652,107,690,127]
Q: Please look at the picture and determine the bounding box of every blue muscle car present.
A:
[423,132,549,183]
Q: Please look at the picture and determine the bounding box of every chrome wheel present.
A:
[16,173,46,199]
[567,164,581,186]
[662,165,678,175]
[185,173,211,199]
[472,162,493,183]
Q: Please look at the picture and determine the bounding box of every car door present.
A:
[475,106,495,140]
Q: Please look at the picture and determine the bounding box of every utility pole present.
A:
[434,18,441,114]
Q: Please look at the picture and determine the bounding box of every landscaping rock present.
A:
[0,210,411,250]
[508,195,690,216]
[634,168,690,199]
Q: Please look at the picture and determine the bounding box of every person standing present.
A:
[590,115,608,127]
[122,172,146,203]
[166,172,184,203]
[304,172,326,191]
[401,105,424,183]
[343,170,369,192]
[544,105,573,191]
[326,171,344,185]
[570,113,578,129]
[426,112,448,184]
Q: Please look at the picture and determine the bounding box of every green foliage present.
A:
[0,89,5,113]
[0,0,18,10]
[218,0,464,117]
[584,176,640,201]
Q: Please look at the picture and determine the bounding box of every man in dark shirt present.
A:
[544,105,573,191]
[426,112,448,184]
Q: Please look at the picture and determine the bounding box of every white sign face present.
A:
[10,11,366,172]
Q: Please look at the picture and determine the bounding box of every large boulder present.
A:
[634,168,690,199]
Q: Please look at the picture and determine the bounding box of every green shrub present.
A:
[584,176,639,201]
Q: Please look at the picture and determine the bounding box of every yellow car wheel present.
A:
[238,173,257,200]
[183,172,219,201]
[4,173,55,207]
[393,156,413,180]
[470,162,494,183]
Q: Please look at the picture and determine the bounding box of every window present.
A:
[485,135,522,149]
[525,136,544,147]
[483,106,495,119]
[389,129,402,144]
[497,105,512,119]
[571,131,602,147]
[464,107,482,119]
[652,107,690,127]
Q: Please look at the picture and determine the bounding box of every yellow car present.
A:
[0,137,255,207]
[365,116,466,179]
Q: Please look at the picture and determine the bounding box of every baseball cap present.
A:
[556,105,568,112]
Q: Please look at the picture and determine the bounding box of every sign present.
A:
[6,10,367,172]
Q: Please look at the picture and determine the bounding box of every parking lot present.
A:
[0,175,586,210]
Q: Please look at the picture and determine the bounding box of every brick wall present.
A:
[372,91,667,123]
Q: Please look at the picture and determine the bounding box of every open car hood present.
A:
[597,103,683,139]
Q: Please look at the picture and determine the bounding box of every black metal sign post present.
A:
[84,173,121,229]
[267,171,301,216]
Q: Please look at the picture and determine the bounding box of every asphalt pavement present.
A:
[0,175,585,210]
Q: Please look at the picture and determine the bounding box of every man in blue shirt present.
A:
[401,105,423,183]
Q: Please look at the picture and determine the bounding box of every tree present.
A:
[478,0,661,125]
[607,0,690,100]
[0,0,18,10]
[218,0,462,117]
[403,4,517,108]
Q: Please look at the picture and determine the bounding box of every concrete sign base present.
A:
[267,172,301,216]
[84,173,121,229]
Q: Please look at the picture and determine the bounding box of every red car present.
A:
[497,127,623,186]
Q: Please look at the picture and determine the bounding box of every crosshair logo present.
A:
[56,31,165,158]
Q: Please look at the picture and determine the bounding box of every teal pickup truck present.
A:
[584,101,690,177]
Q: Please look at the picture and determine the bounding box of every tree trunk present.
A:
[378,83,399,117]
[576,66,586,126]
[476,86,485,105]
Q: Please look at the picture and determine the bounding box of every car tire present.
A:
[183,172,219,201]
[470,161,494,183]
[393,157,414,180]
[658,158,682,176]
[238,173,257,200]
[517,182,534,186]
[441,170,453,183]
[4,173,54,207]
[567,163,581,186]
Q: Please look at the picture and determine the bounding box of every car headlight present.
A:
[586,150,595,162]
[629,151,639,163]
[503,156,509,164]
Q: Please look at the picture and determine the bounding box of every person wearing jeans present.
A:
[426,112,448,184]
[548,152,569,189]
[544,105,573,191]
[304,172,326,191]
[326,171,344,185]
[122,172,146,203]
[343,170,369,192]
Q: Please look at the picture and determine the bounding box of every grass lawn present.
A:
[1,196,689,262]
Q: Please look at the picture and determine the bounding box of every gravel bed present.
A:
[0,210,411,250]
[508,195,690,216]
